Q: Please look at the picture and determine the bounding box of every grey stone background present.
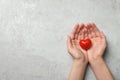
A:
[0,0,120,80]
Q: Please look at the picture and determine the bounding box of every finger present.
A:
[91,23,100,37]
[100,31,106,39]
[74,25,79,39]
[74,24,80,39]
[70,24,79,39]
[77,23,84,34]
[78,25,84,40]
[78,23,84,34]
[84,27,88,39]
[76,23,84,39]
[86,23,92,38]
[67,35,73,49]
[78,28,84,40]
[91,23,100,31]
[72,40,79,49]
[89,23,96,38]
[81,29,85,39]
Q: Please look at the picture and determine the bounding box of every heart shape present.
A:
[79,39,92,50]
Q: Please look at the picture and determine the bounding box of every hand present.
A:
[86,23,107,61]
[67,23,88,63]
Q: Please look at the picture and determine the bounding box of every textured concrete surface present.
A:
[0,0,120,80]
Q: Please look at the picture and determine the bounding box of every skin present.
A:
[67,23,114,80]
[86,23,114,80]
[67,24,88,80]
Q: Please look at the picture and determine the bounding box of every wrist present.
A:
[74,59,88,66]
[89,56,103,63]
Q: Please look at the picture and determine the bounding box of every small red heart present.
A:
[79,39,92,50]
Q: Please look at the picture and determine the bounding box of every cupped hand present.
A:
[86,23,107,61]
[67,23,88,63]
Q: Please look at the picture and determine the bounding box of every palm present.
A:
[88,37,106,58]
[70,39,84,59]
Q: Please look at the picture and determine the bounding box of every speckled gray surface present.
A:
[0,0,120,80]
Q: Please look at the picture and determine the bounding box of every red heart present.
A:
[79,39,92,50]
